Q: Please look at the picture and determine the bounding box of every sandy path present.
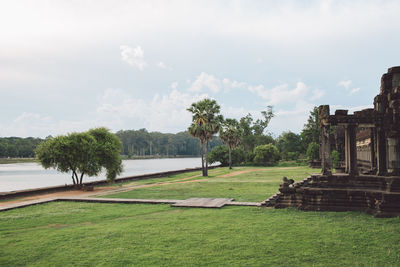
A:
[1,168,258,204]
[218,169,263,177]
[0,187,114,206]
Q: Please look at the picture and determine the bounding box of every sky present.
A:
[1,0,399,138]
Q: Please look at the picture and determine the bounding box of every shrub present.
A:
[208,145,245,166]
[253,144,280,166]
[331,150,340,168]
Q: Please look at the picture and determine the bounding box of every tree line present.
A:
[0,107,320,166]
[0,130,222,159]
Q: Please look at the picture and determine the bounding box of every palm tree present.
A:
[187,99,222,176]
[219,118,242,169]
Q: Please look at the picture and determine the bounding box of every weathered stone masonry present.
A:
[270,67,400,217]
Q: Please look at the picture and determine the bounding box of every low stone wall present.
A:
[0,165,220,200]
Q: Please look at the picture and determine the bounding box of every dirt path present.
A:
[0,187,114,206]
[218,169,263,177]
[1,168,260,205]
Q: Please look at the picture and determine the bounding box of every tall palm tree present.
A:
[219,118,242,169]
[187,99,222,176]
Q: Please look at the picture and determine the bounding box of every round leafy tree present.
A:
[253,144,280,166]
[35,128,123,186]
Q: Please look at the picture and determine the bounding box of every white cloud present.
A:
[248,82,309,105]
[96,88,209,133]
[188,72,221,93]
[268,100,315,135]
[338,80,360,96]
[156,61,173,70]
[120,45,147,70]
[338,80,352,89]
[0,112,98,138]
[222,78,247,92]
[170,82,178,90]
[349,87,360,95]
[310,89,324,101]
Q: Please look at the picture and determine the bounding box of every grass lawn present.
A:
[2,166,400,266]
[103,166,315,202]
[1,202,400,266]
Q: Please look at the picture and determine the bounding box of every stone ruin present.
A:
[268,66,400,217]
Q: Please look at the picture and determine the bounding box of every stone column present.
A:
[319,105,332,176]
[321,124,332,175]
[376,127,387,175]
[370,128,376,170]
[344,124,358,175]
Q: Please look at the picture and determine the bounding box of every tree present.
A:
[239,107,275,152]
[306,142,319,161]
[208,145,245,166]
[253,144,280,166]
[35,128,123,186]
[301,106,320,148]
[187,99,223,176]
[219,118,242,169]
[252,106,274,135]
[277,131,304,160]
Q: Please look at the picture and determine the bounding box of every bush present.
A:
[306,142,319,161]
[331,150,340,168]
[253,144,280,166]
[208,145,245,166]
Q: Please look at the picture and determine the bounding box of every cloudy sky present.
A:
[1,0,399,138]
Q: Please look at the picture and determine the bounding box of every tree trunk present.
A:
[228,146,232,170]
[79,172,85,185]
[71,171,76,185]
[205,140,209,176]
[201,141,205,176]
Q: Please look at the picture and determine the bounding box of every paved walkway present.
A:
[0,196,261,212]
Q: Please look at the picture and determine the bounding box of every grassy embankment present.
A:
[0,158,37,164]
[1,166,400,266]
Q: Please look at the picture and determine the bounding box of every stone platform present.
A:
[272,174,400,217]
[0,197,260,212]
[171,198,234,208]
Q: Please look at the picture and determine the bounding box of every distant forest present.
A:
[0,129,221,158]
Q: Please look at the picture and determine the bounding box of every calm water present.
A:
[0,158,209,192]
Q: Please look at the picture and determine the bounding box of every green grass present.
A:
[104,166,316,202]
[1,202,400,266]
[2,166,397,266]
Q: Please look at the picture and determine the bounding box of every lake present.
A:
[0,158,210,192]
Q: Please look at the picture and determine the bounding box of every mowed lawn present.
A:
[1,202,400,266]
[103,166,315,202]
[1,166,400,266]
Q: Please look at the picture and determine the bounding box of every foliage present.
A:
[276,131,304,160]
[331,150,340,168]
[35,128,123,185]
[0,137,43,158]
[219,118,243,169]
[301,106,320,149]
[116,129,221,157]
[306,142,320,161]
[239,107,275,153]
[187,98,223,176]
[253,144,280,166]
[208,145,245,166]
